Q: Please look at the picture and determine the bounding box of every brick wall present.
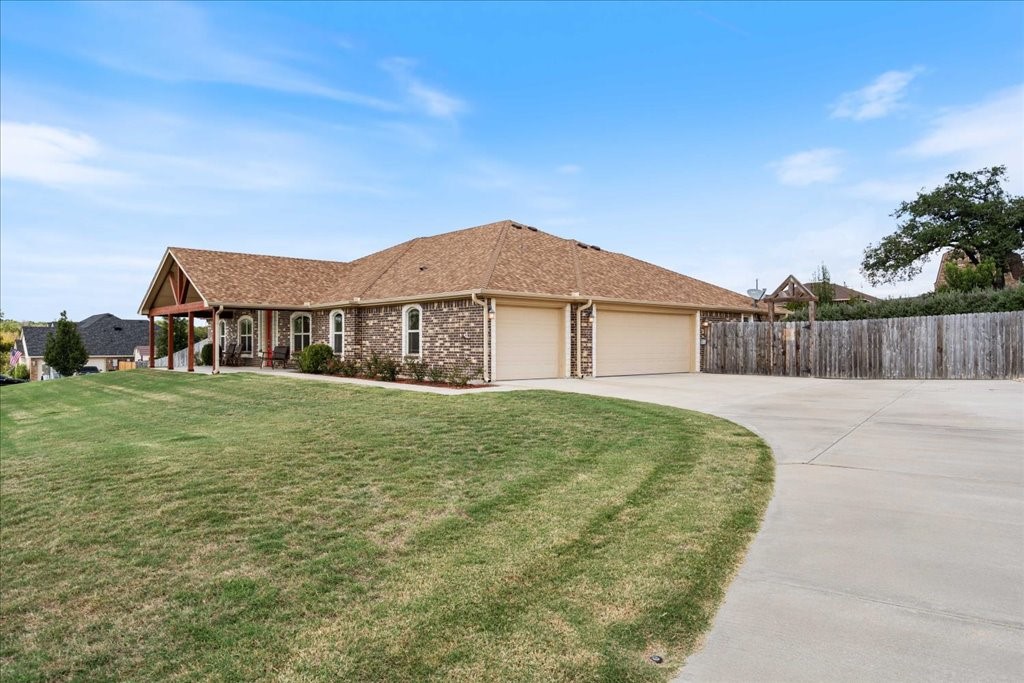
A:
[420,299,484,376]
[569,303,594,377]
[213,299,485,375]
[342,298,484,376]
[351,304,402,359]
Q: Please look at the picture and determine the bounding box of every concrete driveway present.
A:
[506,375,1024,681]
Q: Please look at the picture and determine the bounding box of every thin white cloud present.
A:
[382,58,466,119]
[556,164,582,175]
[832,68,923,121]
[0,121,130,186]
[43,2,396,110]
[905,85,1024,170]
[771,148,843,186]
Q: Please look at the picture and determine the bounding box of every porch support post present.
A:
[148,316,155,370]
[167,316,175,370]
[187,312,195,372]
[212,309,220,375]
[264,309,273,367]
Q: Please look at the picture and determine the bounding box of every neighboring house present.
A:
[804,282,879,304]
[134,345,151,368]
[138,220,771,380]
[16,314,150,381]
[933,250,1022,290]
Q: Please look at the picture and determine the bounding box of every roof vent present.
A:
[526,225,538,232]
[589,245,602,251]
[576,242,589,249]
[419,265,428,271]
[114,326,123,331]
[511,222,524,229]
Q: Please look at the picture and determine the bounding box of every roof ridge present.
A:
[569,236,584,294]
[355,238,421,300]
[481,221,512,289]
[170,246,350,267]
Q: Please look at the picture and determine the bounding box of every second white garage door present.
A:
[597,308,694,376]
[495,304,564,380]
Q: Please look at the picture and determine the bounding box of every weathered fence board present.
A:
[703,311,1024,379]
[153,339,209,369]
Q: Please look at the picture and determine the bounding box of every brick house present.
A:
[138,220,769,380]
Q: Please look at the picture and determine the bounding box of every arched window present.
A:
[402,304,422,356]
[291,313,311,353]
[238,316,253,355]
[329,310,345,355]
[218,320,227,350]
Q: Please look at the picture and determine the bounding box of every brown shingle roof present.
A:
[169,247,350,307]
[145,220,761,313]
[804,282,879,303]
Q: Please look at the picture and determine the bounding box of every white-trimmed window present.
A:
[291,312,311,353]
[330,310,345,355]
[238,316,253,355]
[218,320,227,350]
[402,304,422,356]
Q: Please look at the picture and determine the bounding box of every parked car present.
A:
[0,375,27,385]
[75,366,101,375]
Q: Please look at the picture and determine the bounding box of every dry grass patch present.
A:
[1,370,772,682]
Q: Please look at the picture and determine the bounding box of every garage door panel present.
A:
[598,310,693,376]
[496,305,563,380]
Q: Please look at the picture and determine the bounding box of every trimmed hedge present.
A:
[786,287,1024,321]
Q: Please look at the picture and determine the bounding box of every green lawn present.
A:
[0,371,772,682]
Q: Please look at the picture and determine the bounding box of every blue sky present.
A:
[1,1,1022,321]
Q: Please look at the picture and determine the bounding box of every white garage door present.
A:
[496,304,564,380]
[597,308,694,376]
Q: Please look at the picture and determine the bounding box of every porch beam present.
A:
[187,312,195,372]
[176,270,188,304]
[149,301,209,316]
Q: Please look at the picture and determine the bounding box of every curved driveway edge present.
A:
[505,375,1024,682]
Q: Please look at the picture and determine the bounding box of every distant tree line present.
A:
[785,287,1023,322]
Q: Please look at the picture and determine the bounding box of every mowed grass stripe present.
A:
[0,371,772,682]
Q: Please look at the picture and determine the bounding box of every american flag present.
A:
[9,349,22,367]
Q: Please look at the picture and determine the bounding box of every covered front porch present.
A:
[147,306,310,373]
[140,250,320,373]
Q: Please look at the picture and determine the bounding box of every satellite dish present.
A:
[747,278,766,304]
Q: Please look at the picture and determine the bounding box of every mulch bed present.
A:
[321,375,490,390]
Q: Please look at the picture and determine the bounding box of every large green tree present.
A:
[44,311,88,377]
[861,166,1024,289]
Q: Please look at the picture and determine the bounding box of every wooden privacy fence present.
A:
[117,360,137,371]
[703,310,1024,379]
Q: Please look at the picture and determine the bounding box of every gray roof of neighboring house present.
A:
[18,314,149,357]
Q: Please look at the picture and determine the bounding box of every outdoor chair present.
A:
[266,345,289,369]
[221,343,239,367]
